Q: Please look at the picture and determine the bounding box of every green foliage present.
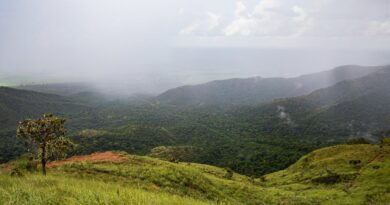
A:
[0,86,88,131]
[10,168,24,177]
[1,67,390,178]
[346,138,370,145]
[264,143,390,204]
[16,114,75,175]
[12,155,38,172]
[0,130,26,164]
[71,125,174,156]
[1,143,389,204]
[0,174,213,205]
[380,137,390,146]
[224,168,233,179]
[235,67,390,139]
[148,146,204,162]
[156,65,380,106]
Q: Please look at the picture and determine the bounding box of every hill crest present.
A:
[157,65,384,106]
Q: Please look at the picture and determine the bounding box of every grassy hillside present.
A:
[0,174,212,205]
[264,143,390,204]
[1,142,389,204]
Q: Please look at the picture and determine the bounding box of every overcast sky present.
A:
[0,0,389,93]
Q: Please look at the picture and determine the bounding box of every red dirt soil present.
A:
[0,165,12,172]
[47,151,128,168]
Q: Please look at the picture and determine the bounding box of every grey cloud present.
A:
[0,0,389,93]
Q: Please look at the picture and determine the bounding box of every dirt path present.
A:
[48,151,128,168]
[349,147,383,188]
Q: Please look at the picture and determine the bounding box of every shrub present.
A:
[349,160,361,168]
[346,138,370,145]
[14,157,38,172]
[224,168,233,179]
[10,168,24,177]
[380,137,390,146]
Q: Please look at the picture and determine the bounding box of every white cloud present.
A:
[291,6,313,36]
[235,1,247,17]
[368,21,390,36]
[179,12,222,36]
[224,0,312,37]
[254,0,281,13]
[179,23,199,35]
[178,7,185,15]
[277,105,294,125]
[292,6,307,23]
[224,17,256,36]
[207,12,222,30]
[180,0,390,40]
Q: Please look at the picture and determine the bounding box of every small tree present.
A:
[16,114,74,175]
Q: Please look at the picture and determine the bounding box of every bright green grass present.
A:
[264,144,390,205]
[1,143,389,205]
[0,174,215,205]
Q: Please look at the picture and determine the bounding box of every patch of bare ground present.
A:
[48,151,128,168]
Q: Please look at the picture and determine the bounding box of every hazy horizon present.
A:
[1,0,389,93]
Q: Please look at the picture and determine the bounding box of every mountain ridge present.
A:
[236,66,390,138]
[157,65,384,106]
[0,86,89,131]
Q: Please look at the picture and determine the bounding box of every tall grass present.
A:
[0,174,215,205]
[0,144,389,205]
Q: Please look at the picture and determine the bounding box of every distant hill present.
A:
[16,82,96,96]
[15,82,153,105]
[156,65,383,106]
[1,142,389,204]
[237,66,390,139]
[0,87,89,131]
[15,83,112,105]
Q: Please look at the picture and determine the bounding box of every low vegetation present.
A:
[1,142,389,204]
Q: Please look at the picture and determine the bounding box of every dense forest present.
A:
[1,65,389,176]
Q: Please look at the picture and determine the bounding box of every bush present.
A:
[311,174,341,184]
[346,138,370,145]
[224,168,233,179]
[10,168,24,177]
[380,137,390,146]
[349,160,361,168]
[14,156,38,172]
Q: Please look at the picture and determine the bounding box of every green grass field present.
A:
[1,143,389,205]
[0,174,215,205]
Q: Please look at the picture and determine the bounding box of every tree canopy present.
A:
[16,114,74,175]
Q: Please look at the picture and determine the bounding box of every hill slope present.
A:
[157,65,383,106]
[1,142,389,204]
[16,82,96,96]
[0,87,89,131]
[237,66,390,138]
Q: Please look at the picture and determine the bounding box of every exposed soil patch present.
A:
[48,151,128,168]
[0,164,13,173]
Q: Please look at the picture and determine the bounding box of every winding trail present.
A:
[349,147,384,188]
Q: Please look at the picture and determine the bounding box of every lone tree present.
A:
[17,114,75,175]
